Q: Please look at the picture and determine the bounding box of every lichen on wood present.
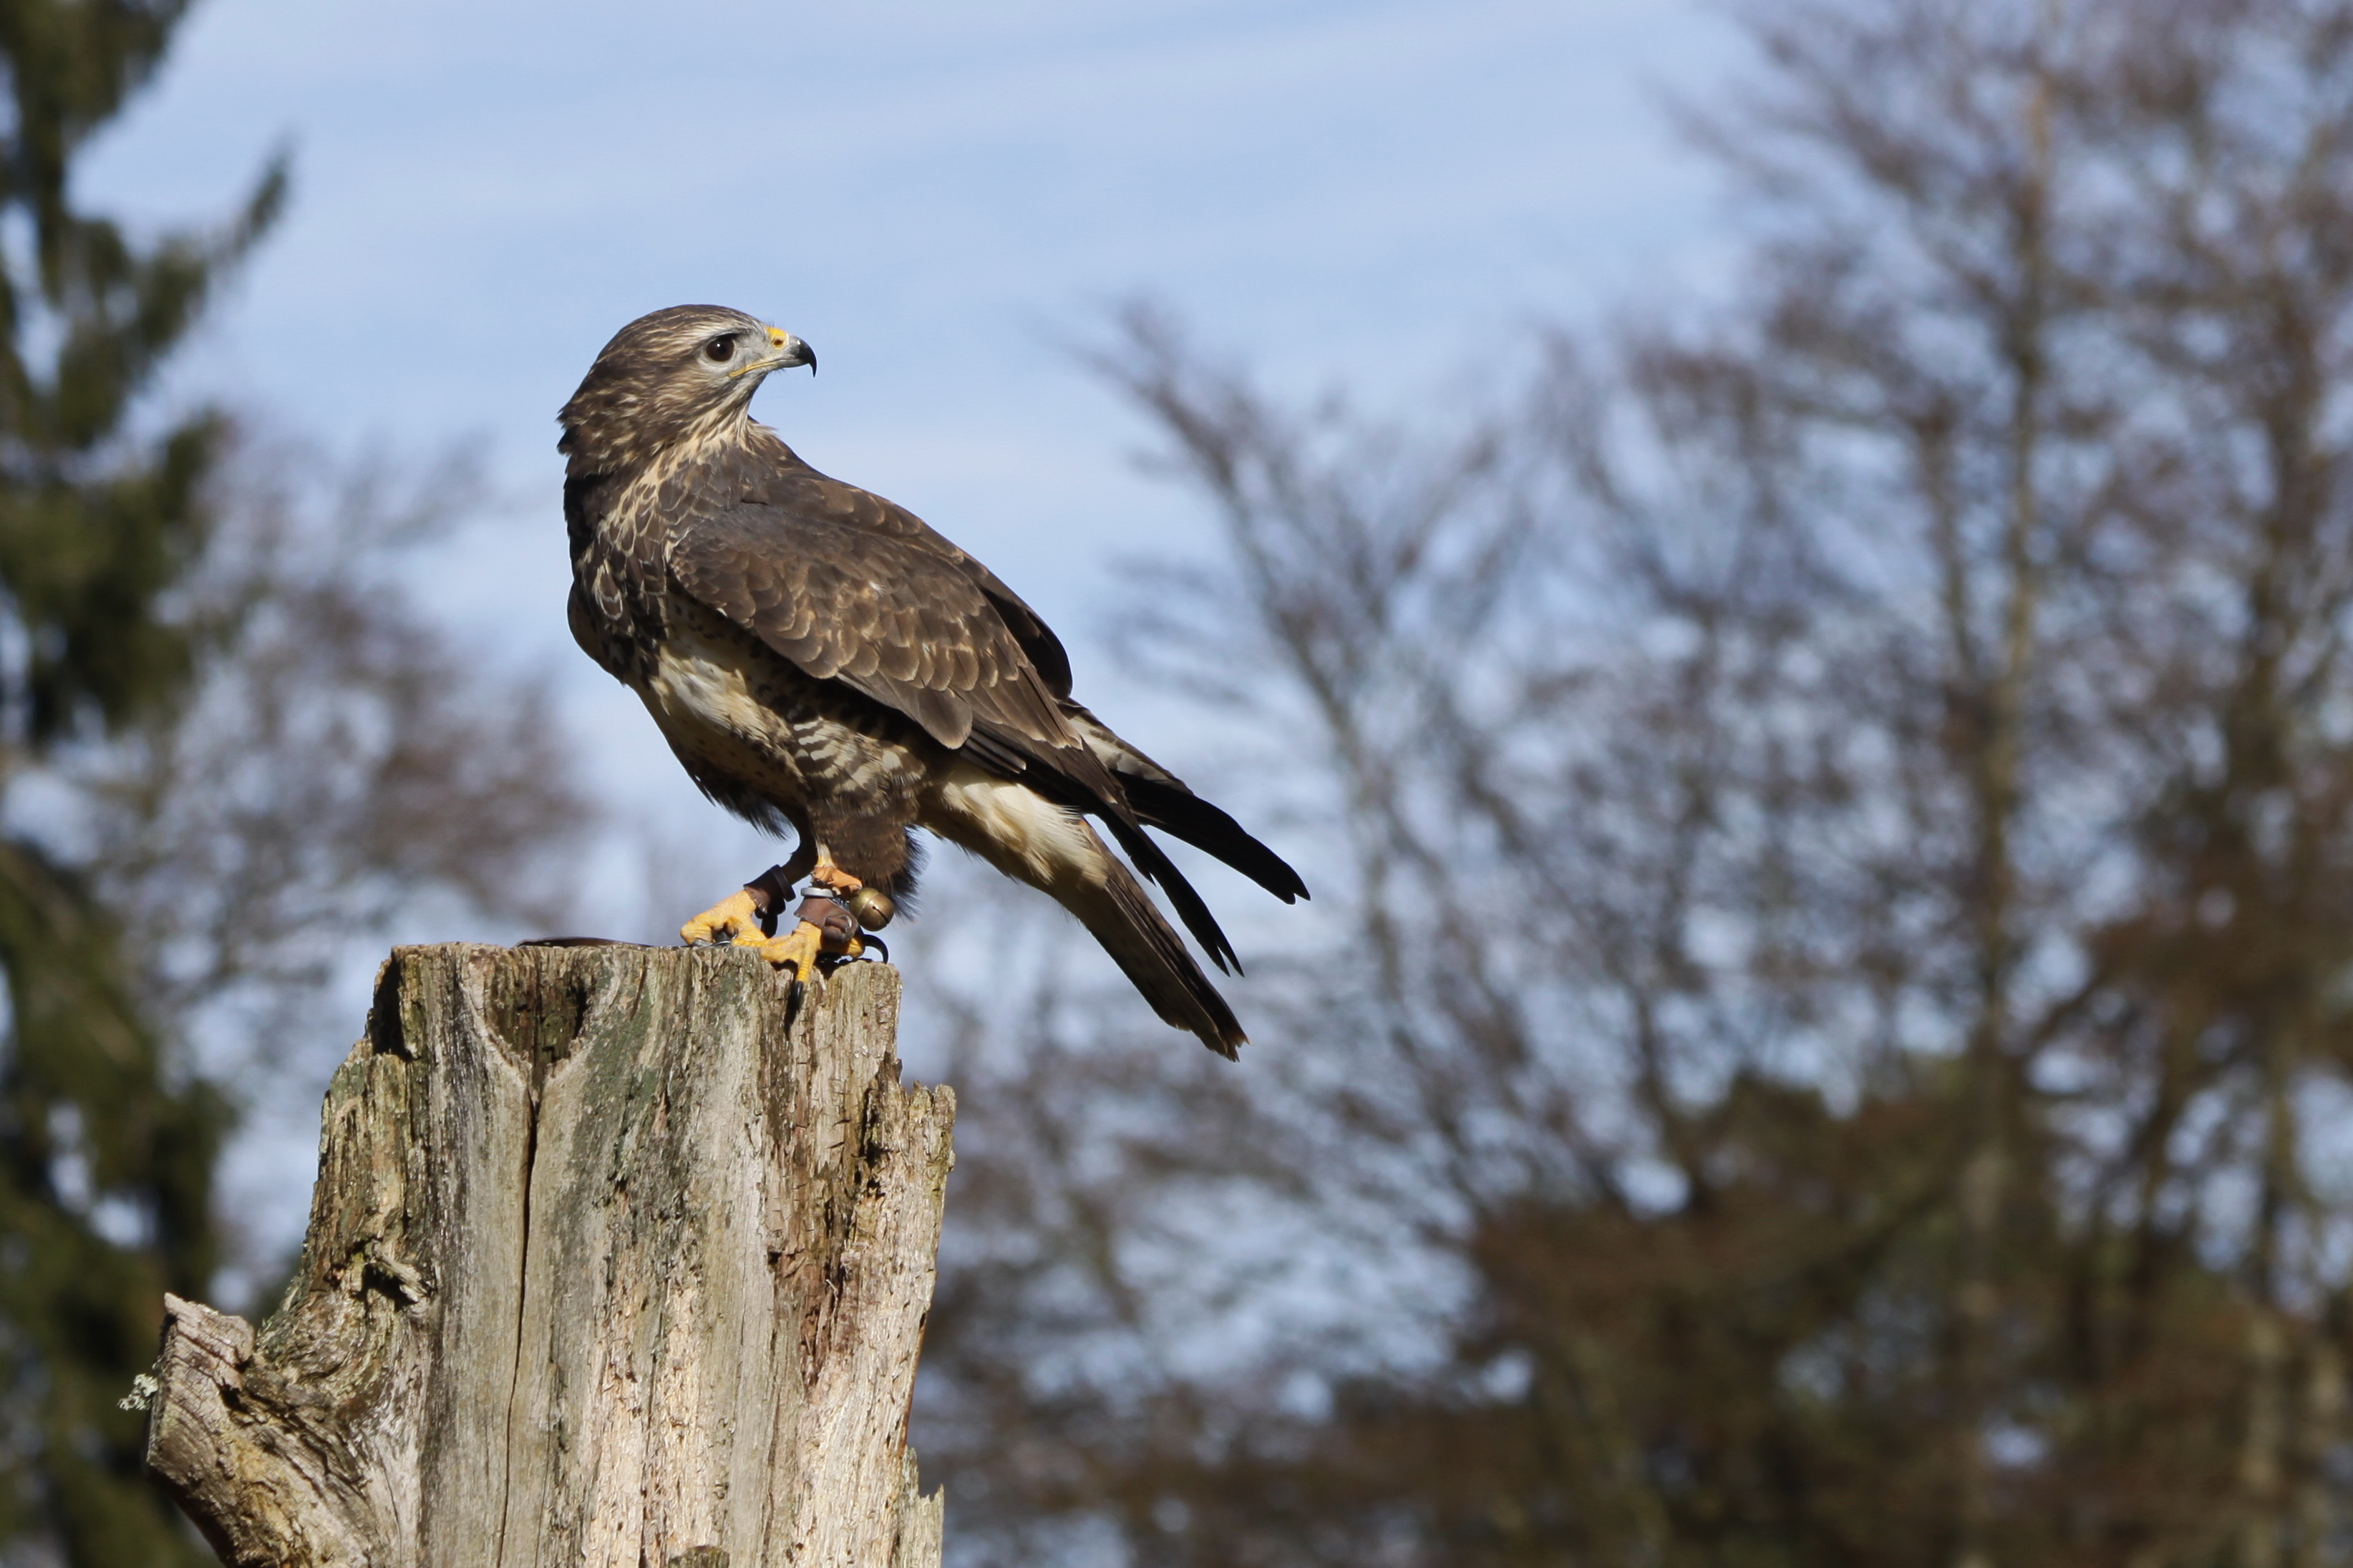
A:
[142,944,952,1568]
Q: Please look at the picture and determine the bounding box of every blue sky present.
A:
[81,0,1742,1282]
[89,0,1735,651]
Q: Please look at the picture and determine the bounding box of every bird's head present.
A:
[557,304,815,469]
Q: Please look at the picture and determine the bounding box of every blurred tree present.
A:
[73,439,583,1074]
[913,2,2353,1565]
[0,1,281,1559]
[0,4,587,1565]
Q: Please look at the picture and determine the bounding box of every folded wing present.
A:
[665,486,1306,988]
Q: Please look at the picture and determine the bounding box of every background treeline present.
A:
[14,1,2353,1567]
[913,2,2353,1565]
[0,1,581,1562]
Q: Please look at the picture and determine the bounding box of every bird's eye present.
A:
[704,336,735,363]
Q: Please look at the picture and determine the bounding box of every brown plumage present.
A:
[559,304,1306,1056]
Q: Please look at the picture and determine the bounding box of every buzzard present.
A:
[559,305,1305,1056]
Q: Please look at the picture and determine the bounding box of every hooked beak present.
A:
[732,325,815,379]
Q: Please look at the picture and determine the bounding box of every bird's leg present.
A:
[683,850,867,984]
[747,897,863,983]
[751,916,827,985]
[747,854,865,983]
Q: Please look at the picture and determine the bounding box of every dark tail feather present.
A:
[1102,813,1243,975]
[1118,775,1309,904]
[1069,852,1246,1058]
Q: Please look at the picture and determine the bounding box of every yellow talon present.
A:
[810,862,863,896]
[681,887,763,946]
[684,876,866,981]
[752,919,828,983]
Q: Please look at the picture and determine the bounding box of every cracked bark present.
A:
[138,944,952,1568]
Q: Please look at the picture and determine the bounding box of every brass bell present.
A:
[845,886,896,931]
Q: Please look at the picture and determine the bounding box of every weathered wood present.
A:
[142,944,953,1568]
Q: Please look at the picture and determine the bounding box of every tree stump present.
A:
[138,943,953,1568]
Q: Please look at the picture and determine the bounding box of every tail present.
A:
[1117,775,1309,903]
[1062,703,1310,905]
[928,766,1248,1056]
[1102,811,1244,975]
[1064,832,1247,1058]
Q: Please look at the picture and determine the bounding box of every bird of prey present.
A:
[558,304,1305,1056]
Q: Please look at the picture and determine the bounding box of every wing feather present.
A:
[667,498,1079,769]
[734,448,1080,698]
